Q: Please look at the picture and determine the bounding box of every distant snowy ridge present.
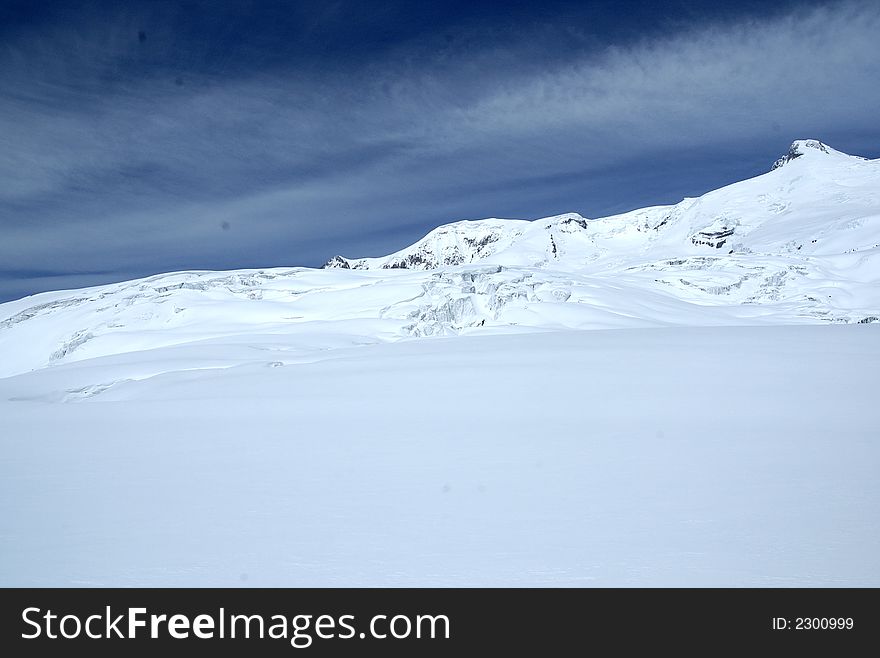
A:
[324,140,877,271]
[1,139,878,378]
[322,217,534,270]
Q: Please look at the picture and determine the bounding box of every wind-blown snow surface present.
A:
[1,326,878,586]
[1,140,879,586]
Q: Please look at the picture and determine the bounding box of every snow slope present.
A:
[326,139,879,273]
[1,325,878,586]
[1,140,878,379]
[1,139,879,586]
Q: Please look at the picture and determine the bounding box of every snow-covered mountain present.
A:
[0,139,878,380]
[3,139,880,588]
[324,139,876,271]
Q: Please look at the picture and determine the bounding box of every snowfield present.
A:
[1,326,878,586]
[1,140,878,586]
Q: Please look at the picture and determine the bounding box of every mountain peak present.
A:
[771,139,830,170]
[322,255,353,269]
[769,139,863,171]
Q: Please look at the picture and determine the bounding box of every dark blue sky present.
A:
[2,0,879,302]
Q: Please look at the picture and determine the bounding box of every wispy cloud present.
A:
[1,1,878,300]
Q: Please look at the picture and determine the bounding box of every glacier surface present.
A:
[1,139,878,586]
